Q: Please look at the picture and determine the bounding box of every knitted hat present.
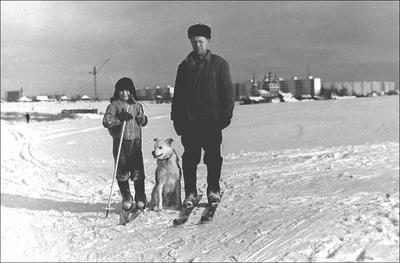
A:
[113,77,139,102]
[188,23,211,39]
[115,77,135,93]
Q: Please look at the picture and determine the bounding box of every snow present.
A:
[1,96,399,262]
[18,96,33,102]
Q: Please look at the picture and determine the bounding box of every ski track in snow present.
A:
[1,98,399,262]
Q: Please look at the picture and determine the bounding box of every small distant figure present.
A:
[25,112,30,123]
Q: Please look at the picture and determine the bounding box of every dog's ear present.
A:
[165,138,174,145]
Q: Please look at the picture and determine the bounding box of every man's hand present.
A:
[117,111,133,122]
[219,118,231,130]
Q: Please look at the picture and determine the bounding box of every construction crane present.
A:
[20,80,30,97]
[89,58,109,100]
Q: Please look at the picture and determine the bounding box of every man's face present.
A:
[190,36,209,56]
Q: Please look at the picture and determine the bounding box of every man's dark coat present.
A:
[171,51,234,124]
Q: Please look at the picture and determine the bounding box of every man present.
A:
[171,23,235,208]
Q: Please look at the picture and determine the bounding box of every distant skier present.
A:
[102,77,148,211]
[25,112,30,123]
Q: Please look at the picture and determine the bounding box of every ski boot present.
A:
[134,178,147,210]
[135,198,147,210]
[118,180,134,210]
[183,193,199,209]
[207,191,221,206]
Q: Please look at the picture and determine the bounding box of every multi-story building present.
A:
[321,81,396,97]
[235,82,250,100]
[144,86,157,100]
[154,86,172,101]
[6,89,23,102]
[262,71,280,97]
[234,75,259,100]
[249,73,261,96]
[136,87,147,99]
[235,73,321,100]
[136,85,173,101]
[279,76,321,98]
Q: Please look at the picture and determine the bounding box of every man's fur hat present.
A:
[188,23,211,39]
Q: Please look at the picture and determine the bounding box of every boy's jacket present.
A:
[103,100,145,140]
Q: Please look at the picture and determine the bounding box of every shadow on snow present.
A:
[1,193,119,214]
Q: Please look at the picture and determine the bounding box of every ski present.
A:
[199,192,224,224]
[119,206,145,225]
[172,195,203,227]
[199,204,218,223]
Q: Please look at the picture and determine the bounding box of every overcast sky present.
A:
[1,1,399,99]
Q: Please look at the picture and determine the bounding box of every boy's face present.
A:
[118,89,130,101]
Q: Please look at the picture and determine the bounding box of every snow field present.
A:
[1,96,399,261]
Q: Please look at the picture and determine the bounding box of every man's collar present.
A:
[202,50,211,61]
[187,50,211,62]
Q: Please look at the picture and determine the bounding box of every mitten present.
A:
[136,115,148,126]
[117,111,133,122]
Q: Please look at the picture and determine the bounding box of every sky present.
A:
[1,1,399,99]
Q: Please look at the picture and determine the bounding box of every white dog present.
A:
[150,138,182,211]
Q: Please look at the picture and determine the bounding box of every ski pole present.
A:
[105,120,127,217]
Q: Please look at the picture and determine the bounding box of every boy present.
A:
[103,77,148,210]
